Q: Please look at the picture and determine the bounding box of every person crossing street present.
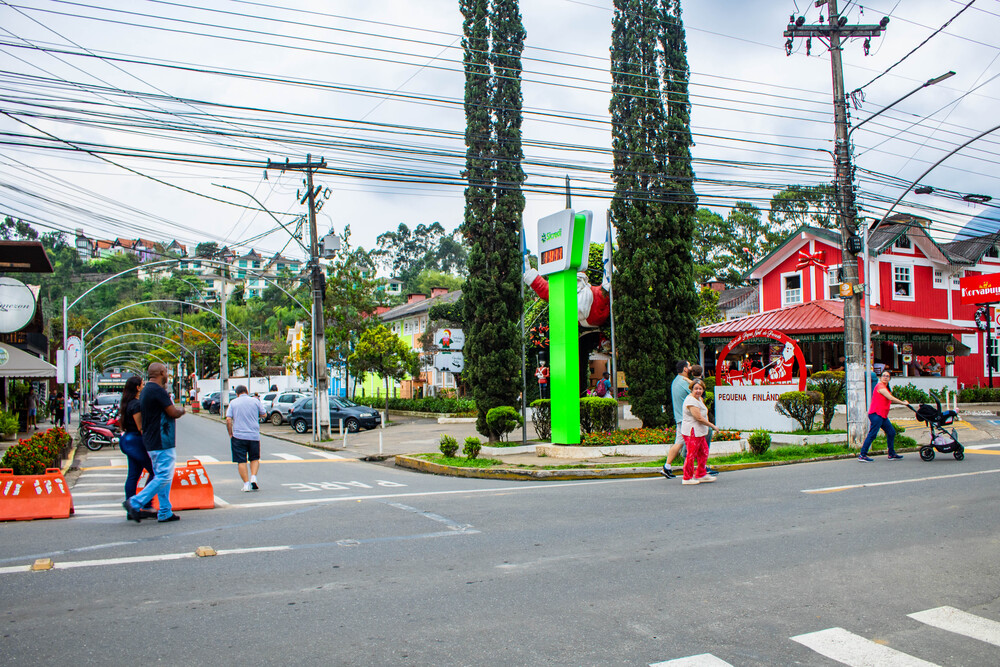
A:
[226,384,267,492]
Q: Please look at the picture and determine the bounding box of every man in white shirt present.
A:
[226,385,267,492]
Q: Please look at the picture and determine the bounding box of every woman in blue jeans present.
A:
[859,370,910,462]
[118,376,156,518]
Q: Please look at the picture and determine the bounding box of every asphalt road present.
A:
[2,415,1000,666]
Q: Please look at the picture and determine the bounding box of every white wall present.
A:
[715,384,801,431]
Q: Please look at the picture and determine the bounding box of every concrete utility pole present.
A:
[784,0,887,447]
[266,155,330,439]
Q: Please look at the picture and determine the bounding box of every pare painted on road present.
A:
[281,480,407,493]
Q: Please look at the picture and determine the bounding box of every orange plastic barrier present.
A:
[0,468,75,521]
[137,459,214,511]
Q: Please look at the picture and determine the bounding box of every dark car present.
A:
[203,391,237,414]
[287,397,381,434]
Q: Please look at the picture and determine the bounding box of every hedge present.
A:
[351,396,475,414]
[0,427,72,475]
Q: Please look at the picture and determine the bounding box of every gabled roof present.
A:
[868,215,953,264]
[380,290,461,322]
[717,285,756,310]
[940,230,1000,265]
[744,225,840,279]
[238,248,262,260]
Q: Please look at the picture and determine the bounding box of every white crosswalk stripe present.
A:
[908,606,1000,648]
[311,451,345,459]
[108,457,126,466]
[192,455,220,463]
[791,627,939,666]
[650,654,733,666]
[270,453,303,461]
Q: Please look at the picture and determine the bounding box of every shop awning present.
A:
[700,300,974,347]
[0,342,56,378]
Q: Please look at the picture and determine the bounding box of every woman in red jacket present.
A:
[859,370,910,462]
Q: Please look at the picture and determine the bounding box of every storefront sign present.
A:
[960,273,1000,305]
[714,328,808,391]
[433,328,464,350]
[715,384,802,431]
[0,278,37,333]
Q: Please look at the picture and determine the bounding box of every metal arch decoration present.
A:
[85,300,249,340]
[88,317,221,349]
[89,333,194,358]
[91,341,180,361]
[714,328,809,391]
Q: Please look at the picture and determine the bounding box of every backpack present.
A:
[596,379,608,397]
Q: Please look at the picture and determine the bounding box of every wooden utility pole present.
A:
[784,0,887,447]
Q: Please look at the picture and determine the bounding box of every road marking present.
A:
[193,455,220,463]
[650,656,733,666]
[80,457,356,470]
[271,453,303,461]
[966,443,1000,449]
[966,449,1000,455]
[71,491,124,497]
[311,451,344,459]
[0,545,291,575]
[213,495,230,506]
[74,482,121,487]
[791,627,939,666]
[802,467,1000,494]
[108,457,127,466]
[384,502,470,531]
[908,606,1000,647]
[77,473,125,478]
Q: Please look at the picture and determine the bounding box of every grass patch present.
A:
[418,453,504,468]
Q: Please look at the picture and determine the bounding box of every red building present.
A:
[716,214,998,388]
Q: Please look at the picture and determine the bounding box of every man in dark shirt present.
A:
[123,362,186,523]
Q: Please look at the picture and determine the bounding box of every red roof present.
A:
[700,300,973,338]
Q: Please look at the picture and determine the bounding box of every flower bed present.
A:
[581,427,741,447]
[0,427,72,475]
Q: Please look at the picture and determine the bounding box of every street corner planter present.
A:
[1,432,17,442]
[535,443,670,458]
[763,432,846,446]
[479,444,538,456]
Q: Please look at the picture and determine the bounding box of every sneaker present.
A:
[660,467,676,479]
[242,481,252,492]
[681,478,700,485]
[157,514,180,523]
[858,454,874,462]
[250,476,259,490]
[888,453,904,460]
[706,468,720,476]
[696,474,716,483]
[122,499,142,523]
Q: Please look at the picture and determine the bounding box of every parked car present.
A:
[93,393,122,408]
[203,391,237,414]
[287,397,381,434]
[267,391,307,425]
[259,392,278,422]
[201,391,218,411]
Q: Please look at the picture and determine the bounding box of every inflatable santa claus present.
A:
[522,267,610,328]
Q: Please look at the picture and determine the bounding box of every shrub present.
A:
[485,406,523,442]
[0,427,71,475]
[530,399,551,441]
[774,391,822,431]
[439,435,459,458]
[957,386,1000,403]
[808,371,845,430]
[747,429,771,456]
[890,383,929,404]
[579,397,617,434]
[582,426,674,446]
[463,436,482,460]
[0,410,19,435]
[351,396,475,414]
[712,429,742,442]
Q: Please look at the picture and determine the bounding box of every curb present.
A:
[393,447,923,481]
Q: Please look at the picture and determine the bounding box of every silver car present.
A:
[267,391,307,425]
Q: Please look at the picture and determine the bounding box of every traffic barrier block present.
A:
[137,459,215,511]
[0,468,75,521]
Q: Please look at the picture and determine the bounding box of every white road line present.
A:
[271,453,303,461]
[0,545,291,575]
[71,491,124,497]
[74,482,121,487]
[77,473,125,478]
[192,455,220,463]
[802,467,1000,494]
[227,479,631,509]
[791,627,939,666]
[73,502,125,509]
[650,655,733,666]
[908,606,1000,647]
[966,444,1000,450]
[213,495,230,506]
[311,451,344,459]
[108,457,127,466]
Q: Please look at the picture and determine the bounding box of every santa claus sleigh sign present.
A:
[713,329,809,431]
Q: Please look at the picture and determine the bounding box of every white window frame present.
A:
[893,234,914,253]
[986,245,1000,260]
[403,320,413,335]
[892,263,914,301]
[826,265,842,299]
[933,268,944,287]
[781,271,803,307]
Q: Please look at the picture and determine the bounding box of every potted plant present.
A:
[0,410,18,441]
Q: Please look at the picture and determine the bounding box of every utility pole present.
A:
[784,0,887,447]
[267,154,330,440]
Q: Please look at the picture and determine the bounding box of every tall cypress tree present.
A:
[461,0,525,439]
[610,0,698,427]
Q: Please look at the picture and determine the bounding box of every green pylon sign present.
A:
[536,209,592,445]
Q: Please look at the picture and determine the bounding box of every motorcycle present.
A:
[81,416,121,451]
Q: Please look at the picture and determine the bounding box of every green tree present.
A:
[348,324,420,416]
[769,184,837,231]
[412,269,465,296]
[698,286,722,327]
[691,208,727,283]
[371,222,468,293]
[609,0,698,427]
[715,201,784,285]
[461,0,525,439]
[0,216,39,240]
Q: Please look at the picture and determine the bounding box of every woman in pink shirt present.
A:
[859,370,910,462]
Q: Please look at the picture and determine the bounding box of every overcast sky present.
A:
[1,0,998,265]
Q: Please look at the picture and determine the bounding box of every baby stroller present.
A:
[909,397,964,461]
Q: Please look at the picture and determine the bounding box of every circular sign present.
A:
[0,278,37,333]
[66,336,82,366]
[0,348,8,366]
[714,328,808,391]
